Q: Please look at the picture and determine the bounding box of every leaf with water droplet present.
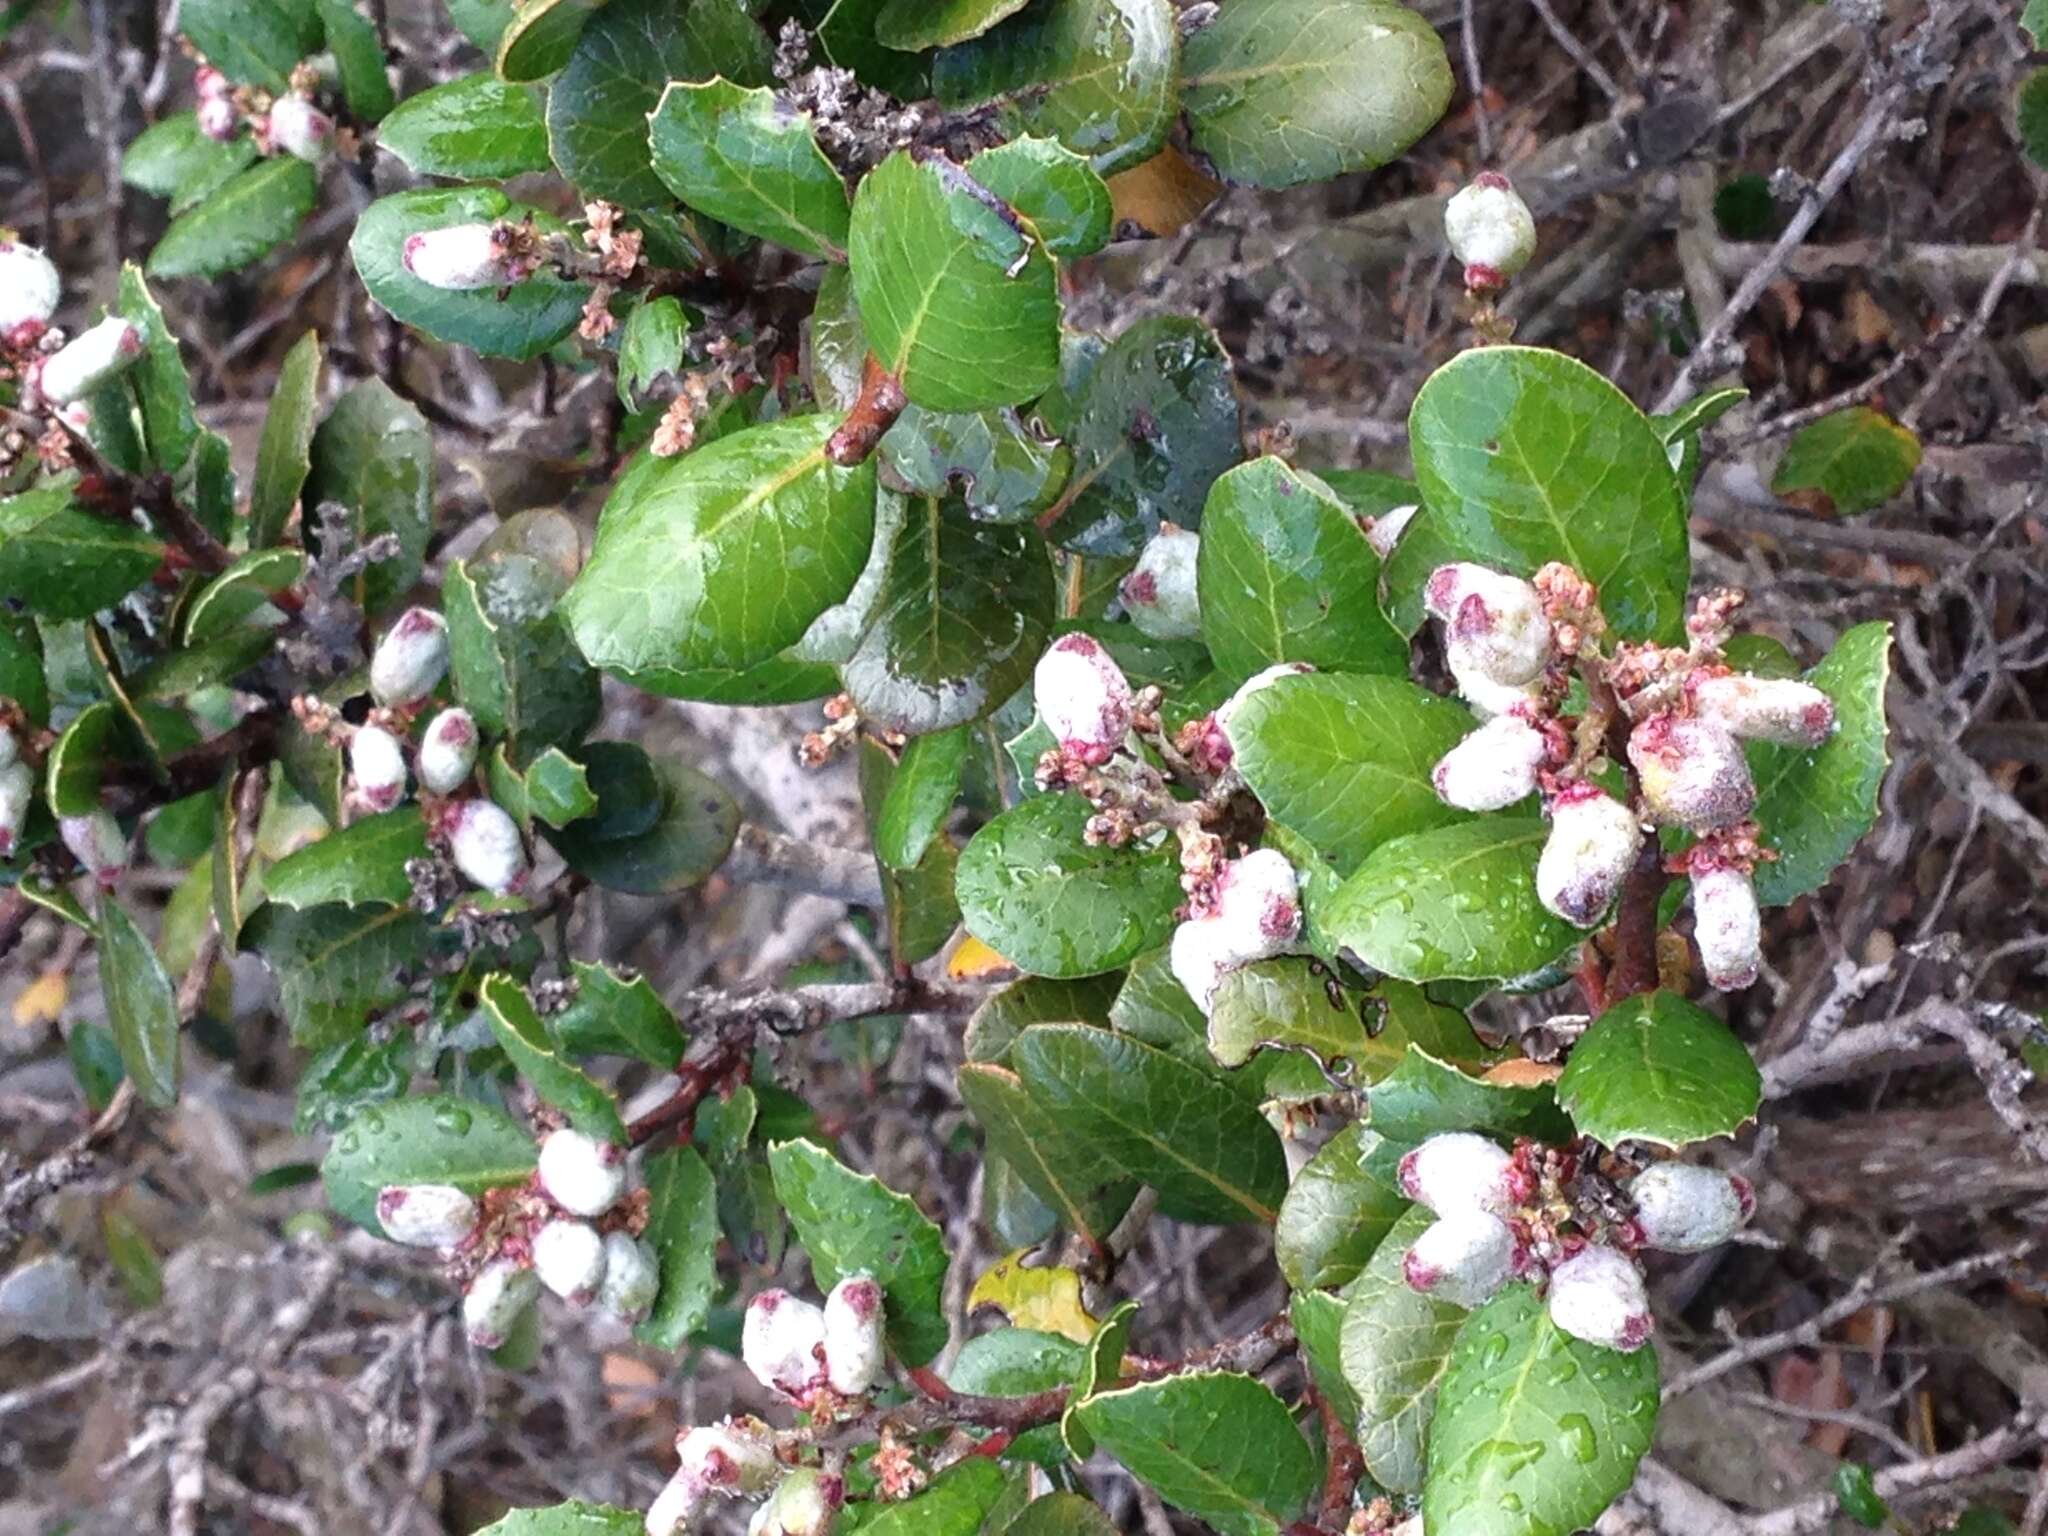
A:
[320,1094,537,1236]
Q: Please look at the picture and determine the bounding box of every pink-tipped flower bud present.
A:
[1210,847,1301,963]
[1216,661,1313,749]
[822,1273,886,1396]
[1402,1209,1522,1308]
[0,761,32,860]
[447,797,527,894]
[0,240,61,349]
[196,93,239,142]
[1169,916,1232,1016]
[1628,713,1756,831]
[1121,525,1201,641]
[374,1183,479,1247]
[1446,650,1546,720]
[194,64,228,98]
[349,724,408,813]
[747,1469,843,1536]
[401,223,523,291]
[532,1217,607,1305]
[1689,673,1836,747]
[369,606,450,707]
[645,1469,707,1536]
[1033,633,1132,765]
[678,1420,778,1496]
[1692,864,1761,992]
[1364,504,1417,560]
[741,1288,828,1397]
[59,808,127,888]
[418,708,479,795]
[1423,562,1537,627]
[1396,1131,1519,1215]
[1628,1163,1755,1254]
[35,317,144,405]
[1546,1244,1652,1352]
[537,1127,627,1217]
[463,1257,541,1349]
[1432,713,1548,812]
[1443,171,1537,289]
[1536,783,1643,928]
[267,94,332,163]
[600,1232,660,1322]
[1446,594,1551,690]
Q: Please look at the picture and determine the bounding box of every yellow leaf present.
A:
[968,1250,1097,1343]
[1482,1057,1562,1088]
[1106,147,1223,239]
[948,934,1015,981]
[13,969,68,1028]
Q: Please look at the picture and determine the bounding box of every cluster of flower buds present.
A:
[1168,846,1303,1013]
[741,1274,887,1408]
[1120,524,1202,641]
[0,239,61,349]
[1033,633,1133,769]
[0,726,30,860]
[194,65,239,142]
[262,92,334,164]
[402,221,543,292]
[1443,171,1537,293]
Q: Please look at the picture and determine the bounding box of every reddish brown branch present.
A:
[824,355,907,467]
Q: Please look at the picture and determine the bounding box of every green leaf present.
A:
[1274,1122,1405,1290]
[1771,406,1922,517]
[564,416,877,680]
[958,1061,1138,1247]
[121,113,260,212]
[933,0,1178,176]
[1059,1297,1138,1459]
[635,1144,719,1348]
[262,807,427,909]
[617,295,689,410]
[966,971,1122,1062]
[473,1502,642,1535]
[0,485,164,620]
[46,701,118,816]
[1001,1494,1119,1536]
[1226,672,1476,877]
[1324,818,1579,984]
[378,73,550,178]
[479,973,627,1141]
[304,377,433,615]
[243,900,431,1046]
[2026,71,2048,167]
[1555,990,1761,1149]
[1206,957,1373,1072]
[1833,1463,1890,1529]
[182,548,304,647]
[1422,1285,1659,1536]
[211,774,261,951]
[179,0,320,89]
[550,959,686,1065]
[1370,1044,1572,1144]
[1043,314,1242,556]
[321,1093,537,1234]
[445,557,601,765]
[876,0,1029,49]
[544,0,770,207]
[97,895,182,1108]
[1394,346,1689,642]
[1747,620,1891,906]
[1340,1203,1463,1493]
[879,404,1072,523]
[1198,456,1409,677]
[1651,385,1746,480]
[1181,0,1451,188]
[2027,0,2048,47]
[1072,1372,1319,1536]
[1011,1024,1287,1224]
[248,331,322,549]
[842,494,1056,736]
[495,0,605,80]
[766,1137,951,1365]
[294,1034,411,1133]
[0,611,49,727]
[875,725,970,871]
[779,0,929,99]
[969,136,1113,259]
[114,265,199,475]
[649,78,850,260]
[147,157,317,279]
[1289,1289,1360,1427]
[958,794,1181,978]
[855,1460,1009,1536]
[545,743,740,896]
[319,0,397,121]
[521,747,599,826]
[847,150,1061,413]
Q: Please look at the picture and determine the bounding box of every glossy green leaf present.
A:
[242,899,431,1047]
[650,78,850,259]
[1323,818,1579,983]
[847,151,1060,412]
[1001,1494,1119,1535]
[146,157,317,279]
[182,548,304,646]
[97,895,181,1108]
[1556,990,1761,1149]
[857,1460,1009,1536]
[114,265,198,474]
[479,973,626,1141]
[495,0,605,80]
[473,1502,641,1535]
[179,0,320,89]
[1369,1044,1572,1145]
[445,556,601,765]
[248,330,322,549]
[379,73,550,178]
[958,793,1181,978]
[121,113,260,212]
[969,136,1113,258]
[1181,0,1452,188]
[319,0,396,121]
[1275,1122,1405,1290]
[1422,1285,1659,1536]
[876,0,1029,49]
[303,377,433,614]
[965,971,1122,1062]
[879,404,1072,523]
[617,295,688,409]
[546,744,739,896]
[958,1061,1138,1247]
[766,1137,951,1364]
[1340,1203,1464,1493]
[1771,407,1921,517]
[860,737,962,966]
[320,1093,536,1233]
[1206,957,1373,1071]
[262,807,426,910]
[0,485,164,620]
[1833,1463,1890,1529]
[294,1034,410,1135]
[1106,944,1216,1074]
[549,959,686,1065]
[875,724,971,870]
[1289,1288,1360,1427]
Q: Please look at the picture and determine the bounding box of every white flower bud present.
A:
[59,808,127,888]
[349,724,409,814]
[464,1258,541,1349]
[645,1470,707,1536]
[532,1217,607,1305]
[1033,633,1132,765]
[1689,673,1836,747]
[1443,171,1537,287]
[1628,1163,1755,1254]
[447,797,528,895]
[1432,713,1548,812]
[0,760,32,860]
[1692,864,1761,992]
[418,708,479,795]
[742,1288,828,1397]
[1209,847,1301,964]
[1364,504,1417,560]
[1536,784,1643,927]
[194,65,229,99]
[267,94,333,163]
[374,1183,478,1247]
[196,93,239,142]
[1215,661,1313,742]
[35,317,144,405]
[0,240,62,348]
[1546,1244,1652,1352]
[678,1420,778,1496]
[369,607,450,707]
[1628,713,1756,831]
[1169,917,1232,1016]
[1121,525,1201,640]
[537,1127,628,1217]
[1402,1209,1522,1308]
[1428,564,1550,686]
[747,1470,843,1536]
[822,1273,886,1396]
[1396,1131,1523,1215]
[599,1232,660,1322]
[402,223,521,291]
[1446,649,1546,720]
